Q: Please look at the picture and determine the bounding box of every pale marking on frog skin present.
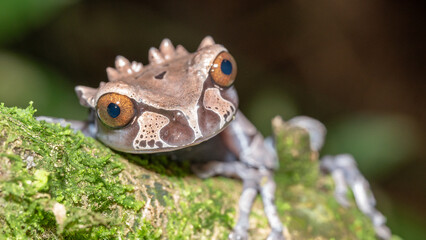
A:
[133,111,173,150]
[203,88,235,128]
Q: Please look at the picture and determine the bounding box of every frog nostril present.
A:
[154,71,167,79]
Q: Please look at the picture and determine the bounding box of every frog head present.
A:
[75,36,239,153]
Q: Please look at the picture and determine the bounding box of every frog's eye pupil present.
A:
[221,59,232,75]
[107,103,121,118]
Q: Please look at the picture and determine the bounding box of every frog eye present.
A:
[97,93,135,128]
[210,51,237,87]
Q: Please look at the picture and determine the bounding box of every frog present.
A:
[36,36,391,240]
[37,36,284,240]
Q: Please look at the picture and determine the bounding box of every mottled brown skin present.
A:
[74,37,285,240]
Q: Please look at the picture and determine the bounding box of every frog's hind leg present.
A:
[320,154,391,240]
[288,116,392,240]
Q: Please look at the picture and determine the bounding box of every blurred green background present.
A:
[0,0,424,239]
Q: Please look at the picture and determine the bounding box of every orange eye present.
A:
[97,93,135,128]
[210,51,237,87]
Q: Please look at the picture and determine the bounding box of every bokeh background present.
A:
[0,0,424,239]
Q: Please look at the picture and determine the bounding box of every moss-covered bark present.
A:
[0,103,396,239]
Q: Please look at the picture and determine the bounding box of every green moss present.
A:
[274,121,319,187]
[0,103,239,239]
[0,103,398,239]
[0,103,149,238]
[164,178,235,240]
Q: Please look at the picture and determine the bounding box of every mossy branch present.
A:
[0,103,387,239]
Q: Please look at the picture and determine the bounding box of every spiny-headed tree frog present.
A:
[74,36,284,240]
[37,36,392,240]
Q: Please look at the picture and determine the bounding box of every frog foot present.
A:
[228,228,248,240]
[229,229,284,240]
[266,230,285,240]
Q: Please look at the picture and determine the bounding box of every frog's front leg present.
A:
[36,113,96,138]
[192,112,285,240]
[193,161,284,240]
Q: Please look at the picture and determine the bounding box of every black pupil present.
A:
[221,59,232,75]
[107,103,120,118]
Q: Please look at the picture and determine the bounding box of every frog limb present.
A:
[320,155,391,240]
[330,167,351,207]
[224,113,284,239]
[36,114,96,138]
[287,116,391,240]
[192,112,285,240]
[287,116,326,152]
[192,161,284,240]
[229,184,256,240]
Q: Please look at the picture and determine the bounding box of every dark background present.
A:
[0,0,425,239]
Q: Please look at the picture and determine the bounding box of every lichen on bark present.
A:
[0,103,392,239]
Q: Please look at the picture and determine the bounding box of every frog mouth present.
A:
[129,105,236,154]
[126,111,235,154]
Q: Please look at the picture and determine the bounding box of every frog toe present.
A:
[266,230,285,240]
[228,228,248,240]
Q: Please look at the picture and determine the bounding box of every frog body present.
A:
[35,36,393,240]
